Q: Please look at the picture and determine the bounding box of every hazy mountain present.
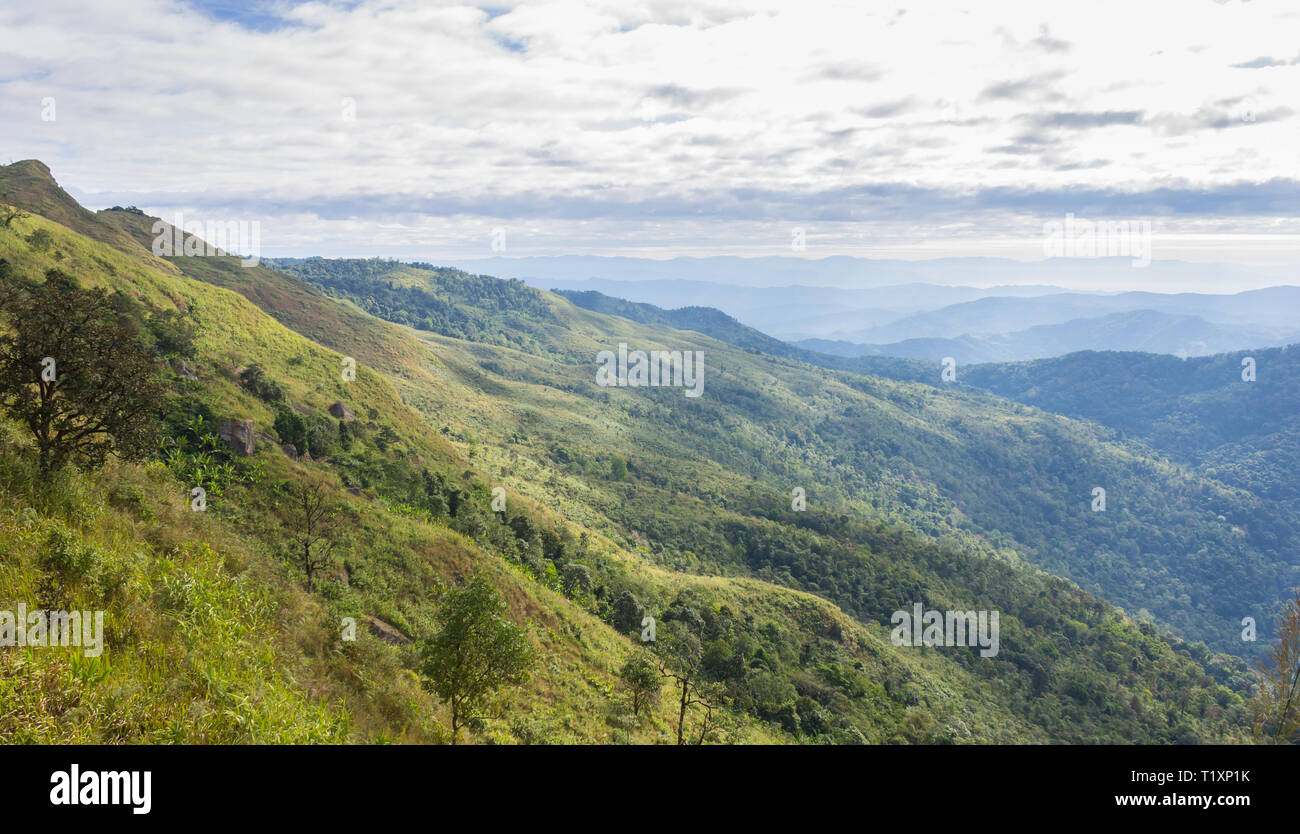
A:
[522,277,1070,340]
[836,288,1300,345]
[448,254,1293,295]
[800,309,1300,364]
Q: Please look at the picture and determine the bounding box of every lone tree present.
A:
[0,265,162,474]
[1252,588,1300,744]
[421,573,535,744]
[0,192,29,230]
[284,479,339,592]
[653,620,718,745]
[619,648,663,718]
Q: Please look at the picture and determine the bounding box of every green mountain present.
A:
[0,160,1277,744]
[962,348,1300,520]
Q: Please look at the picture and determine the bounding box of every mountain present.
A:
[798,309,1300,364]
[835,288,1300,345]
[518,278,1071,340]
[445,254,1293,294]
[0,160,1286,745]
[271,257,1299,659]
[962,348,1300,511]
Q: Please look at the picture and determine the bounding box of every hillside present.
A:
[963,348,1300,512]
[267,254,1295,665]
[0,160,1281,744]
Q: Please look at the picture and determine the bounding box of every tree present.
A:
[619,649,662,718]
[0,192,29,229]
[25,228,53,252]
[284,479,338,592]
[1252,588,1300,744]
[420,573,535,743]
[561,562,593,597]
[239,363,284,403]
[652,620,717,745]
[0,266,162,474]
[611,589,644,633]
[274,408,308,454]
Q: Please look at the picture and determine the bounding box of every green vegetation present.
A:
[0,160,1288,744]
[0,263,166,474]
[1250,589,1300,744]
[420,573,535,743]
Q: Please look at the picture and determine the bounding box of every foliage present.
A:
[0,265,163,474]
[619,648,662,717]
[419,574,535,743]
[1251,588,1300,744]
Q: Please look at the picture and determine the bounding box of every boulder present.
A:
[281,443,298,461]
[169,357,199,380]
[365,616,411,645]
[217,419,255,456]
[329,401,356,421]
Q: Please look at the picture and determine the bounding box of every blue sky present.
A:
[1,0,1297,276]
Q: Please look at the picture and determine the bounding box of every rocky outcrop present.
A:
[365,616,411,645]
[217,419,255,456]
[169,358,199,380]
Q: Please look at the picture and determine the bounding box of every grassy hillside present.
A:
[0,161,1271,743]
[280,258,1295,656]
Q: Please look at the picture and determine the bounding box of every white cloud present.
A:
[1,0,1297,265]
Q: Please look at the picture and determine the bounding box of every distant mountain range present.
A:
[538,274,1300,363]
[449,254,1293,295]
[520,277,1069,340]
[798,308,1300,364]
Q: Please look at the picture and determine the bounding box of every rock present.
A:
[216,419,255,456]
[169,358,199,380]
[290,401,312,415]
[365,616,411,645]
[347,485,361,495]
[329,401,356,421]
[281,443,298,461]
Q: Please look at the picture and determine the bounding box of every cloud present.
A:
[0,0,1295,262]
[980,71,1068,101]
[645,84,746,109]
[1030,111,1144,128]
[1031,24,1071,53]
[1231,53,1300,68]
[854,98,917,119]
[809,62,883,82]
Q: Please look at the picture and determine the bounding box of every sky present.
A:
[1,0,1298,277]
